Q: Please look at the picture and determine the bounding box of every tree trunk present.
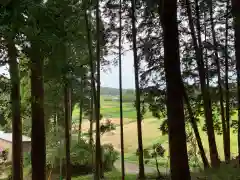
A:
[204,11,210,90]
[84,8,101,179]
[231,0,240,164]
[89,97,93,146]
[182,87,210,168]
[130,0,145,178]
[6,37,23,180]
[209,1,228,162]
[118,0,125,178]
[161,1,191,179]
[224,0,231,163]
[78,80,84,142]
[186,0,220,167]
[30,43,46,180]
[64,78,71,180]
[96,3,103,177]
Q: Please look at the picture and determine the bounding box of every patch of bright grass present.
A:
[72,171,137,180]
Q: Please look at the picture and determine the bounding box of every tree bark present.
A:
[78,80,84,143]
[30,43,46,180]
[118,0,125,178]
[6,36,23,180]
[161,1,191,179]
[130,0,145,178]
[209,0,228,162]
[224,0,231,162]
[64,77,71,180]
[182,87,210,168]
[84,8,101,179]
[186,0,220,167]
[231,0,240,164]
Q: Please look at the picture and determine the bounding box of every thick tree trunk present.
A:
[161,1,191,179]
[30,43,46,180]
[224,0,231,162]
[130,0,145,178]
[209,0,228,162]
[64,78,71,180]
[186,0,220,167]
[118,0,125,178]
[231,0,240,164]
[6,37,23,180]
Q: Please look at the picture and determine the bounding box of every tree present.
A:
[64,74,72,180]
[7,36,23,180]
[185,0,220,167]
[95,0,103,177]
[161,0,191,179]
[224,0,231,162]
[231,0,240,164]
[130,0,145,177]
[30,42,46,180]
[118,0,125,178]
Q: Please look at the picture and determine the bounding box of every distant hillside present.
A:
[100,87,134,96]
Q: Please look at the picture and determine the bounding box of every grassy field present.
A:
[72,95,239,168]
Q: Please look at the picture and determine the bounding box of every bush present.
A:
[48,139,119,176]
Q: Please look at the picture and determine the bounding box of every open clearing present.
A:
[80,115,238,166]
[74,96,239,166]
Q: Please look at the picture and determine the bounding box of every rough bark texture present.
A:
[30,43,46,180]
[162,1,191,179]
[7,37,23,180]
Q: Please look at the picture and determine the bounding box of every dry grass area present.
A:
[79,116,239,163]
[81,118,168,153]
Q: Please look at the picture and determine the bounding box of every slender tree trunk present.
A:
[64,77,71,180]
[182,87,210,168]
[224,0,231,162]
[6,37,23,180]
[118,0,125,178]
[96,3,104,177]
[204,11,210,90]
[89,96,94,146]
[30,43,46,180]
[209,1,228,162]
[186,0,220,167]
[130,0,145,178]
[154,156,160,178]
[84,9,100,179]
[162,1,191,179]
[78,79,84,142]
[231,0,240,164]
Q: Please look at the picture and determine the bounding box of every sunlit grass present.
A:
[72,95,239,169]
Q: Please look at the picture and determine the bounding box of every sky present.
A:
[101,50,134,89]
[0,50,135,89]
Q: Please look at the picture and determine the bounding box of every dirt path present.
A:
[114,160,169,175]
